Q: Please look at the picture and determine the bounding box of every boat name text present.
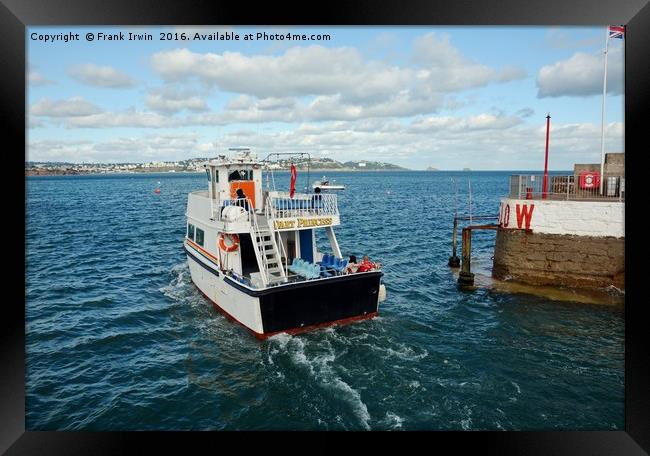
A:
[273,217,333,230]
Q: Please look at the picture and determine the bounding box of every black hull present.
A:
[256,272,382,334]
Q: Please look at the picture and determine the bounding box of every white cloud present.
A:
[68,64,135,88]
[40,33,528,130]
[407,113,523,133]
[150,46,412,102]
[28,71,54,86]
[66,109,175,128]
[145,87,209,114]
[150,35,525,114]
[536,47,623,97]
[209,118,623,170]
[27,134,210,162]
[411,33,527,91]
[27,116,624,169]
[27,116,46,128]
[31,97,102,117]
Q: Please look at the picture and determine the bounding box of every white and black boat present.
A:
[184,149,385,339]
[312,176,345,191]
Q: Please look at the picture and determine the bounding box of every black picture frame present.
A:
[4,0,648,453]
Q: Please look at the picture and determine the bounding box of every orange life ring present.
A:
[218,233,240,252]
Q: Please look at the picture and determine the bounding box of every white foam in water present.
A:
[385,412,404,429]
[159,262,192,301]
[511,381,521,394]
[460,406,474,430]
[326,378,371,430]
[267,332,292,348]
[374,342,429,362]
[272,335,372,430]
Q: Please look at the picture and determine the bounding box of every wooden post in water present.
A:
[449,217,460,267]
[458,227,475,286]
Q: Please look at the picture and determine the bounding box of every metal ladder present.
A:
[250,210,286,286]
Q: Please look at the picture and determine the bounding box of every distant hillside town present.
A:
[25,157,408,175]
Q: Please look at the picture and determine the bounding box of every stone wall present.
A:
[605,152,625,176]
[493,229,625,289]
[498,198,624,237]
[573,153,624,176]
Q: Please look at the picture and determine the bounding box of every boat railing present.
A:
[265,192,339,220]
[509,174,625,201]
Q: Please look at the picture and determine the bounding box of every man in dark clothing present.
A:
[312,186,323,210]
[236,188,250,212]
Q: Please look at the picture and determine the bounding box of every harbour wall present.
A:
[492,198,625,289]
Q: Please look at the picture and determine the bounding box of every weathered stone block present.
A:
[493,229,625,290]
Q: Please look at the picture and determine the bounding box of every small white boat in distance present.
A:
[313,176,345,191]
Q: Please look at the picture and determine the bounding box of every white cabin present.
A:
[186,149,344,288]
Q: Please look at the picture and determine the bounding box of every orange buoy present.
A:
[218,233,240,252]
[154,188,161,194]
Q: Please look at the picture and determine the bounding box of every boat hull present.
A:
[185,244,382,339]
[313,185,345,190]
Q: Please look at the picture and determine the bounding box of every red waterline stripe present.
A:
[186,239,221,264]
[192,284,378,340]
[259,312,378,340]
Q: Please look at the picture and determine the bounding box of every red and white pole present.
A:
[542,114,551,200]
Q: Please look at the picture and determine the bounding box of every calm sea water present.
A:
[26,171,624,430]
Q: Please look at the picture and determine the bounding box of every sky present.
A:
[26,26,625,170]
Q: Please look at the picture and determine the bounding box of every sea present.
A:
[25,171,624,430]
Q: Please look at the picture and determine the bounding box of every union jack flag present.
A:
[608,25,625,39]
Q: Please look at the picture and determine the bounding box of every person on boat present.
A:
[346,255,359,274]
[312,186,322,209]
[235,188,250,212]
[357,255,377,273]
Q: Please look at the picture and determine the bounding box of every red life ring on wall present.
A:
[218,233,240,252]
[579,171,600,189]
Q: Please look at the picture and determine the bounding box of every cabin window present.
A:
[196,228,205,246]
[187,223,195,240]
[228,169,252,181]
[205,169,210,181]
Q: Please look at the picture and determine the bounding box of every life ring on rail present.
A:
[579,171,600,189]
[218,233,240,252]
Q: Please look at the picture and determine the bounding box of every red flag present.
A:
[289,163,297,198]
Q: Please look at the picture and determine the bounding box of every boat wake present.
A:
[266,333,371,430]
[159,262,192,302]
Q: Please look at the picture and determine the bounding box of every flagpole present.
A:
[599,27,609,195]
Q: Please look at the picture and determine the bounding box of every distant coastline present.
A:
[25,167,414,176]
[25,157,409,176]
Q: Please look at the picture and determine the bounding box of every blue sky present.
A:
[27,26,625,170]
